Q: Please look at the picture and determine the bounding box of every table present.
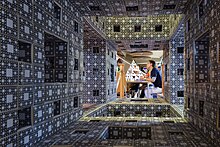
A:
[126,80,152,98]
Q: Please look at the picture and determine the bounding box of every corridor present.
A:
[0,0,220,146]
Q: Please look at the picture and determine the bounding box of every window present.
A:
[108,90,110,95]
[108,69,109,75]
[54,2,61,21]
[134,25,141,32]
[177,91,184,97]
[113,25,120,32]
[93,90,99,96]
[177,47,184,53]
[18,107,32,129]
[93,47,99,53]
[18,41,32,63]
[108,49,110,55]
[199,100,204,117]
[155,25,162,32]
[177,69,184,75]
[54,100,61,116]
[74,21,78,33]
[111,52,114,58]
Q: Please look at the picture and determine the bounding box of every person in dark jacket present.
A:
[140,60,162,98]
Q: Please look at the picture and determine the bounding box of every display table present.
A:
[127,80,153,98]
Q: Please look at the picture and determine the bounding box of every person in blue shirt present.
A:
[157,66,162,78]
[140,60,162,98]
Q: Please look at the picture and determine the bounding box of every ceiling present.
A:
[72,0,189,16]
[79,0,185,65]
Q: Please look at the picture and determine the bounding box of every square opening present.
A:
[93,68,99,75]
[134,25,141,32]
[126,6,138,11]
[163,120,175,123]
[18,107,32,129]
[177,47,184,53]
[199,100,204,117]
[95,16,99,22]
[18,41,32,63]
[163,4,176,10]
[114,111,121,116]
[74,58,78,70]
[54,100,61,116]
[198,0,204,18]
[177,91,184,97]
[93,47,99,53]
[74,21,78,33]
[155,25,162,32]
[93,90,99,96]
[74,97,79,108]
[113,25,120,32]
[74,129,89,134]
[156,111,162,117]
[44,33,67,83]
[89,6,101,11]
[187,97,190,109]
[54,2,62,21]
[169,131,184,135]
[111,64,114,82]
[177,69,184,75]
[217,107,220,129]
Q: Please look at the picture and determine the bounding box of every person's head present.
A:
[147,60,156,69]
[157,66,161,71]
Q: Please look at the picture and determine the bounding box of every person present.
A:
[129,70,140,98]
[157,66,162,77]
[139,60,162,98]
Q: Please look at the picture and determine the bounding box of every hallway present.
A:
[0,0,220,146]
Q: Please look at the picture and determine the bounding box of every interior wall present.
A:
[0,0,84,146]
[163,22,185,105]
[83,38,117,104]
[184,0,220,145]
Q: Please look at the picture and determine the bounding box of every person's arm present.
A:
[146,69,157,82]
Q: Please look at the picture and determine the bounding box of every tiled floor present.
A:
[36,99,214,147]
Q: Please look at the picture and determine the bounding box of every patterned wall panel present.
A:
[0,0,84,146]
[83,20,117,104]
[163,21,185,105]
[104,15,183,40]
[184,0,220,145]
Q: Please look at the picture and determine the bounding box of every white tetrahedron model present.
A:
[126,60,143,81]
